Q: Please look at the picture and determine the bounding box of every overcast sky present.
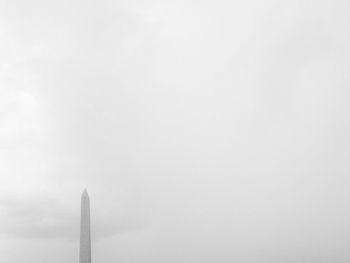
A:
[1,0,350,262]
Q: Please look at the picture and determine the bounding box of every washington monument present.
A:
[80,189,91,263]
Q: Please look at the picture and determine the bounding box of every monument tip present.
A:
[82,188,89,196]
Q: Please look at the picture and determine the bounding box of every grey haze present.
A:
[0,0,350,262]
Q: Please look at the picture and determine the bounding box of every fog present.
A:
[1,0,350,262]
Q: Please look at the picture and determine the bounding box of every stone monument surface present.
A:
[79,189,91,263]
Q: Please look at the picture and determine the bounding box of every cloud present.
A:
[0,90,46,146]
[0,195,77,239]
[1,0,350,262]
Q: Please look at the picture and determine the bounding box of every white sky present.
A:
[1,0,350,262]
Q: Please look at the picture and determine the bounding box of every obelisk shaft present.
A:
[80,189,91,263]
